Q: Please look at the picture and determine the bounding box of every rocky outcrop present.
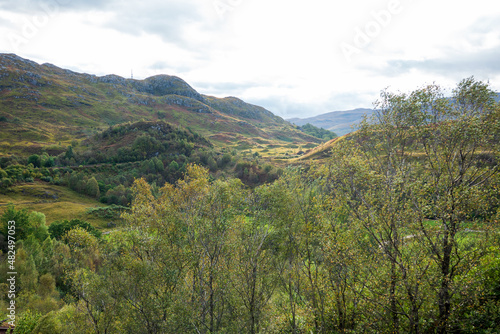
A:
[207,96,284,123]
[161,95,213,113]
[0,53,316,145]
[132,75,206,103]
[98,74,128,86]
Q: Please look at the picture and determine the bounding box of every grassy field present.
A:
[0,181,117,229]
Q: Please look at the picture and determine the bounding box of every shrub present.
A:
[48,219,101,240]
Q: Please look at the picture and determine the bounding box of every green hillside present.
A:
[1,67,500,333]
[1,78,499,333]
[0,54,310,233]
[0,53,320,156]
[0,181,113,228]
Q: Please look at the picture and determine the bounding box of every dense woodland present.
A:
[0,120,294,206]
[0,78,499,333]
[297,124,337,141]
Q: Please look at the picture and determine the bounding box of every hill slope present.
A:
[0,53,320,155]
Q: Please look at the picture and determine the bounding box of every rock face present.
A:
[0,53,39,71]
[161,95,212,113]
[98,74,128,86]
[0,53,285,122]
[133,75,206,103]
[207,96,283,122]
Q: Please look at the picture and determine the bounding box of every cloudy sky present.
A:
[1,0,500,118]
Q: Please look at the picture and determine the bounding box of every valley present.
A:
[0,55,499,333]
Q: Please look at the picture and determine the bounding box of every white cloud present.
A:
[1,0,500,118]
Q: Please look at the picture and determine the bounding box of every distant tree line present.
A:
[0,121,283,204]
[298,123,337,141]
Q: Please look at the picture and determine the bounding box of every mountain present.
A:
[288,108,375,136]
[0,54,320,156]
[289,92,500,136]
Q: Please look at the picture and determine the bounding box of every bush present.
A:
[86,205,129,219]
[48,219,101,240]
[0,178,12,188]
[28,154,41,168]
[1,204,30,240]
[41,176,53,183]
[12,309,42,334]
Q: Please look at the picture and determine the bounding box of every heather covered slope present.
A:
[0,53,320,155]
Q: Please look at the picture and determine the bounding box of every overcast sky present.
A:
[1,0,500,118]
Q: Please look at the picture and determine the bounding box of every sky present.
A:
[1,0,500,119]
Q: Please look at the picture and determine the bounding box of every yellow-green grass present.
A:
[0,182,115,229]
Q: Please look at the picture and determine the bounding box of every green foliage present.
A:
[104,184,131,206]
[48,218,101,240]
[83,120,212,165]
[64,146,73,160]
[86,176,100,198]
[323,77,500,333]
[17,248,39,293]
[28,154,42,168]
[12,309,42,334]
[85,205,129,219]
[219,153,232,167]
[38,273,56,298]
[168,160,179,171]
[31,310,63,334]
[0,164,38,188]
[28,211,49,242]
[298,123,337,141]
[0,168,8,179]
[1,78,499,333]
[43,156,55,168]
[453,248,500,332]
[1,204,31,241]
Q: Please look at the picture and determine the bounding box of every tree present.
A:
[228,191,279,334]
[86,176,100,199]
[38,273,57,298]
[168,160,179,171]
[255,170,310,334]
[160,165,244,333]
[67,268,121,334]
[28,154,41,168]
[17,247,39,293]
[48,219,101,240]
[43,155,55,168]
[12,309,42,334]
[1,204,31,242]
[28,211,49,242]
[121,165,249,333]
[63,227,101,271]
[152,157,164,172]
[325,77,500,333]
[65,146,74,160]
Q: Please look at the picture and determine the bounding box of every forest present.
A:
[0,120,287,207]
[0,77,499,333]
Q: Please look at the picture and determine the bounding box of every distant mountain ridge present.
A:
[289,93,500,136]
[0,53,319,154]
[287,108,375,136]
